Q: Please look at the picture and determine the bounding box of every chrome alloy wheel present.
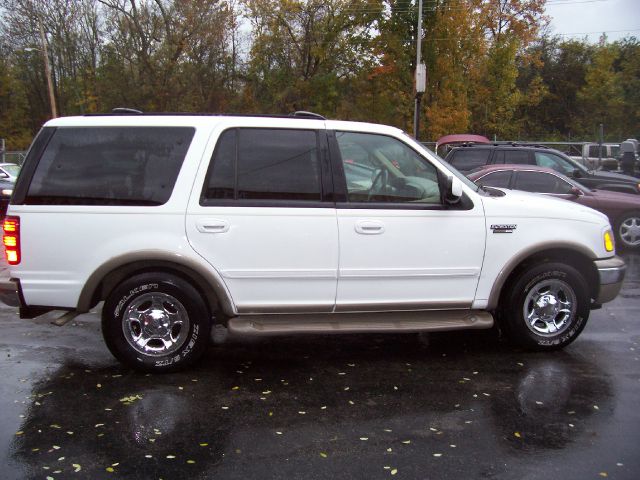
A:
[619,216,640,247]
[122,292,190,357]
[523,279,577,336]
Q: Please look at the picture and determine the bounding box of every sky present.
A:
[545,0,640,42]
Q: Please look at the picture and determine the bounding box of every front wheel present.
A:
[102,273,211,372]
[499,263,590,350]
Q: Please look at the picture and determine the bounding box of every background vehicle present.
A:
[469,164,640,250]
[569,143,620,170]
[445,144,640,195]
[0,178,14,218]
[434,134,490,157]
[0,163,21,182]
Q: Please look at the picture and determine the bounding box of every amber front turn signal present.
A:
[604,230,614,252]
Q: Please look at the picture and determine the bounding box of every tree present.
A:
[574,38,625,140]
[242,0,382,115]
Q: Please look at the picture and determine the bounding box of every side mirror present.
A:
[570,186,582,197]
[445,176,463,204]
[572,169,582,178]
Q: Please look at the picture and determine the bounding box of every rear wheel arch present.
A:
[78,255,235,319]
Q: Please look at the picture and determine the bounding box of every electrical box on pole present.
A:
[415,63,426,94]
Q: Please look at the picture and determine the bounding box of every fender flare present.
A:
[76,250,236,317]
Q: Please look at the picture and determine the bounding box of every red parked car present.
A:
[468,164,640,250]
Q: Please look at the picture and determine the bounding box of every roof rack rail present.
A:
[111,107,143,114]
[289,111,326,120]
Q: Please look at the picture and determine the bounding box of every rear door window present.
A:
[498,150,532,165]
[26,127,194,206]
[202,128,322,203]
[514,171,574,194]
[447,149,491,172]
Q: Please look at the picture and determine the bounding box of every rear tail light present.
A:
[3,216,20,265]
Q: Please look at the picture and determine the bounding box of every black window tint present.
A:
[237,129,320,200]
[514,171,573,194]
[477,170,512,188]
[205,129,236,199]
[202,128,321,202]
[502,150,532,165]
[448,149,491,172]
[26,127,194,206]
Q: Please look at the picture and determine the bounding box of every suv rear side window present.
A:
[202,128,322,203]
[448,149,491,172]
[26,127,194,206]
[494,150,532,165]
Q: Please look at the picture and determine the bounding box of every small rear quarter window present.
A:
[25,127,195,206]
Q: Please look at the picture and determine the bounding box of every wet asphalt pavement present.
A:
[0,255,639,480]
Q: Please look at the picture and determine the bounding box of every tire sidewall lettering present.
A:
[114,283,159,318]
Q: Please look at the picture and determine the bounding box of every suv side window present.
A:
[202,128,322,203]
[514,171,574,194]
[336,131,440,204]
[447,149,491,172]
[26,127,194,206]
[498,150,532,165]
[534,151,575,175]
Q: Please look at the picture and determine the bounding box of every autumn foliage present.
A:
[0,0,638,150]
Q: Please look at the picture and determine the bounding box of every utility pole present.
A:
[598,123,604,165]
[413,0,426,140]
[38,17,57,119]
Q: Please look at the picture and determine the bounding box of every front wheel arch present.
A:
[488,247,599,311]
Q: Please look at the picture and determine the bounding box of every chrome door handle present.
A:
[355,220,385,235]
[196,219,230,233]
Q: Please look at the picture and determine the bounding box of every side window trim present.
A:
[200,127,334,207]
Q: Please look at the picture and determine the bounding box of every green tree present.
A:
[574,38,625,139]
[242,0,382,115]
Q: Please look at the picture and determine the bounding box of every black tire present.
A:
[614,211,640,251]
[102,273,210,372]
[499,263,590,351]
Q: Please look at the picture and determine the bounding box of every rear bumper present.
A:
[594,256,626,304]
[0,277,20,307]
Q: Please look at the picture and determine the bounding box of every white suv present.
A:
[0,112,626,371]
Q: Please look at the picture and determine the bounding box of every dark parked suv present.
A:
[445,144,640,195]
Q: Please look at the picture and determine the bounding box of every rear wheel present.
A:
[102,273,210,372]
[615,211,640,250]
[499,263,590,350]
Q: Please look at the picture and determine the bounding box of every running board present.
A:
[227,310,493,336]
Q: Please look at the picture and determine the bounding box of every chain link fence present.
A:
[2,152,26,165]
